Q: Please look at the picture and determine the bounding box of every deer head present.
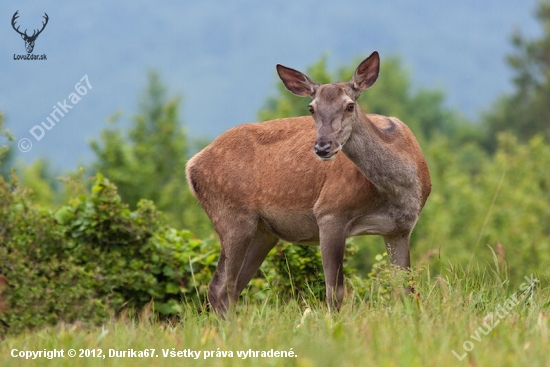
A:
[12,11,49,54]
[276,51,380,160]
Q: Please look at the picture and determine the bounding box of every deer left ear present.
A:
[350,51,380,92]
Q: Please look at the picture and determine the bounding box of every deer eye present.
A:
[346,103,355,112]
[308,105,314,114]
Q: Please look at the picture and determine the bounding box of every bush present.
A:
[412,133,550,280]
[0,174,214,334]
[0,173,363,335]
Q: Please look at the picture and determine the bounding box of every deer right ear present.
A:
[276,64,318,97]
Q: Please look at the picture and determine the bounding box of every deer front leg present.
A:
[383,232,414,295]
[319,225,346,312]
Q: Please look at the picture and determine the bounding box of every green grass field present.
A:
[1,265,548,367]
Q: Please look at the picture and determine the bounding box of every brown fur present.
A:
[186,51,431,314]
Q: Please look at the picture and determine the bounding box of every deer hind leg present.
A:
[208,247,226,310]
[207,211,259,315]
[235,221,279,296]
[383,232,415,296]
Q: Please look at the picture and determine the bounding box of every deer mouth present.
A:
[317,152,338,161]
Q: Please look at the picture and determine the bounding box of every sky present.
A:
[0,0,541,170]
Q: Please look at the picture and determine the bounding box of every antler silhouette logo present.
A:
[11,10,49,54]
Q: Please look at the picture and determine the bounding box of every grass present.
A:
[1,264,549,367]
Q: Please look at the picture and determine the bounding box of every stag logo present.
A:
[11,10,49,54]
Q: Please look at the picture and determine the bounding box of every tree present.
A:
[90,71,212,235]
[484,0,550,148]
[259,54,478,146]
[18,159,59,207]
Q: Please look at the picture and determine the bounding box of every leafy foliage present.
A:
[0,173,200,334]
[17,159,59,208]
[412,133,550,282]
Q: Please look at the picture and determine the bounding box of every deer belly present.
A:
[259,210,319,243]
[347,208,419,237]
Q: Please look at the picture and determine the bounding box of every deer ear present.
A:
[276,64,318,97]
[350,51,380,92]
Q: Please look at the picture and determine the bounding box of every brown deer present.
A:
[186,51,431,314]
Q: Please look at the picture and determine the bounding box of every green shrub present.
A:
[0,174,214,334]
[412,133,550,281]
[0,172,364,335]
[0,174,106,334]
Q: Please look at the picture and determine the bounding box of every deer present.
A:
[11,11,49,54]
[186,51,431,315]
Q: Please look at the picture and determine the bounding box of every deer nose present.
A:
[314,141,332,157]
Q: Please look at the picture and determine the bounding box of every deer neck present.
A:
[341,113,419,206]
